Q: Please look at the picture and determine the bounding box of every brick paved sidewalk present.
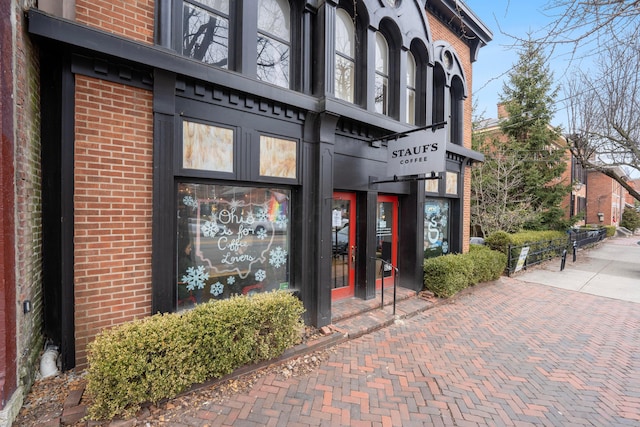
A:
[130,277,640,426]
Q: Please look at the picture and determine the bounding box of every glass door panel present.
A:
[376,195,397,289]
[331,192,356,300]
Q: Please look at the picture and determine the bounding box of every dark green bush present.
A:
[423,253,472,298]
[86,291,304,420]
[604,225,617,237]
[484,231,512,255]
[423,246,508,298]
[621,208,640,231]
[467,245,508,284]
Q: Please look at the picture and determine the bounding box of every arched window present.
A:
[375,32,390,115]
[335,9,355,102]
[432,63,446,125]
[182,0,230,68]
[406,51,416,125]
[257,0,290,88]
[450,77,464,145]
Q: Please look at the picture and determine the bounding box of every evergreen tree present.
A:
[499,37,571,230]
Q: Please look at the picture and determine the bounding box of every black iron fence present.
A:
[506,228,607,276]
[569,228,607,249]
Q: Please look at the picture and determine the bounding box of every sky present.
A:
[464,0,589,128]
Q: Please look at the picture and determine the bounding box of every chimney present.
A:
[497,103,508,119]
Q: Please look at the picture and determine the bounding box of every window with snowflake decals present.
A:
[177,183,291,307]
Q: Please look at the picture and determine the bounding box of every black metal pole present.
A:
[380,261,385,310]
[393,267,398,315]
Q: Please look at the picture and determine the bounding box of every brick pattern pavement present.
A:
[156,278,640,426]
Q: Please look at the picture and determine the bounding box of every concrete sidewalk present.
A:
[514,235,640,303]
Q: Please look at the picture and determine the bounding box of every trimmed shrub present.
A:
[605,225,617,237]
[467,245,507,284]
[621,208,640,231]
[423,246,508,298]
[424,253,472,298]
[86,291,304,420]
[484,231,512,255]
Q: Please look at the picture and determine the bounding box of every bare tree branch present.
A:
[564,40,640,202]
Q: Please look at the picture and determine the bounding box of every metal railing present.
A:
[506,228,607,276]
[506,237,569,276]
[569,228,607,249]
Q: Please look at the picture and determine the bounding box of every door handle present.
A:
[351,245,356,267]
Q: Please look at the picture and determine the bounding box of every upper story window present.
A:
[257,0,291,88]
[406,51,416,125]
[450,77,464,145]
[335,9,355,103]
[182,0,230,68]
[432,63,446,125]
[375,32,389,115]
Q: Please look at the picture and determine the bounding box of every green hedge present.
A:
[467,245,508,284]
[86,291,305,420]
[423,246,506,298]
[485,230,567,255]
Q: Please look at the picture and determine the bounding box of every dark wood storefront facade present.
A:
[27,0,490,370]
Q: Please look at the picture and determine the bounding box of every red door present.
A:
[375,195,398,290]
[331,192,356,300]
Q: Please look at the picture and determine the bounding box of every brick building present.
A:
[1,1,491,422]
[586,167,629,226]
[474,105,585,229]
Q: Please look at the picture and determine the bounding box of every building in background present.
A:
[586,167,629,226]
[474,104,585,229]
[1,1,491,423]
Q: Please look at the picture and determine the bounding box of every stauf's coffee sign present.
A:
[387,127,447,176]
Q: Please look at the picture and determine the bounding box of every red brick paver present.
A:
[151,278,640,426]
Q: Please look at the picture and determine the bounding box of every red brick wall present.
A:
[1,0,18,410]
[427,13,473,151]
[76,0,155,44]
[426,10,474,252]
[74,76,153,367]
[14,0,45,392]
[586,171,624,226]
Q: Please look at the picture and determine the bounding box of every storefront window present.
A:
[424,199,450,259]
[259,135,297,179]
[177,183,290,309]
[183,121,234,172]
[446,172,458,195]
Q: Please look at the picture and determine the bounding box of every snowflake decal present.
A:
[255,269,266,282]
[183,195,198,209]
[256,228,268,240]
[229,198,244,210]
[210,281,224,297]
[226,276,236,285]
[181,265,209,291]
[201,220,219,237]
[256,208,269,222]
[269,247,288,268]
[275,214,288,229]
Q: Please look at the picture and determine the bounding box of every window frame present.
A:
[405,50,416,125]
[179,0,233,69]
[335,8,356,103]
[375,31,390,115]
[256,0,292,88]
